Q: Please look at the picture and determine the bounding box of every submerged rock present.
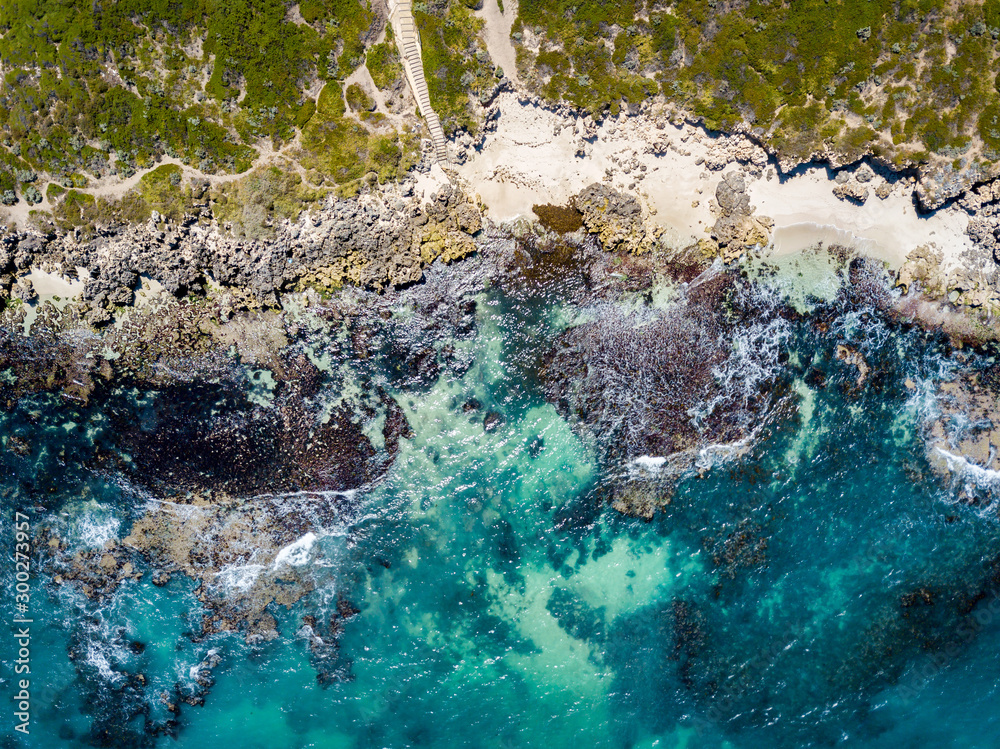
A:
[923,369,1000,498]
[541,267,791,516]
[483,411,505,432]
[608,478,674,520]
[120,490,347,641]
[835,344,871,387]
[26,289,415,647]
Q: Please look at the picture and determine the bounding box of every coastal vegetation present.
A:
[8,0,1000,231]
[413,1,500,133]
[0,0,417,217]
[514,0,1000,175]
[366,40,404,90]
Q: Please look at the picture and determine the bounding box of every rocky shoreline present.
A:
[11,94,1000,693]
[0,179,484,326]
[3,92,1000,330]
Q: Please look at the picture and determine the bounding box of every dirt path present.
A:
[0,140,305,230]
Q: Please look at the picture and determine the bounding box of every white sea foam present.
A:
[932,447,1000,519]
[246,488,357,502]
[273,532,318,569]
[630,456,668,472]
[691,295,792,429]
[86,646,114,681]
[693,438,752,470]
[72,510,121,549]
[85,640,127,683]
[934,447,1000,484]
[626,437,751,481]
[213,563,266,593]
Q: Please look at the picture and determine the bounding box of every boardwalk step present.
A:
[393,1,449,163]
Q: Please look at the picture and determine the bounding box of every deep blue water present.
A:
[4,260,1000,748]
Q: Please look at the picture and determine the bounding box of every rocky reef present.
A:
[922,366,1000,506]
[121,489,347,642]
[6,293,397,656]
[11,236,501,660]
[541,260,791,518]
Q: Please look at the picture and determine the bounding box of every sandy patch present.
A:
[413,163,452,201]
[134,276,167,308]
[0,201,41,231]
[455,93,719,246]
[26,268,86,301]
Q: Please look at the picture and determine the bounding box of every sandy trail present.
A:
[477,0,519,83]
[1,129,308,231]
[345,65,383,112]
[0,156,252,231]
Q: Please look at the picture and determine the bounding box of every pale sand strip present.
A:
[26,268,85,300]
[476,0,519,84]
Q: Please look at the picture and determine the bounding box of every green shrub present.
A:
[512,0,991,162]
[46,183,67,202]
[53,189,98,230]
[979,104,1000,150]
[317,83,347,119]
[296,99,317,129]
[138,164,188,220]
[414,4,492,133]
[300,0,326,22]
[367,43,403,90]
[346,84,376,112]
[213,164,323,237]
[0,0,378,187]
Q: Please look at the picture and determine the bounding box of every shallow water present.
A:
[4,259,1000,748]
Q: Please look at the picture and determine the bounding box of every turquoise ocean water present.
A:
[4,250,1000,748]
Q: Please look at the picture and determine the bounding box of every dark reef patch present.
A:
[541,268,788,468]
[531,202,585,234]
[105,379,403,496]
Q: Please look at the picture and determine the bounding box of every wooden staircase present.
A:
[391,0,449,164]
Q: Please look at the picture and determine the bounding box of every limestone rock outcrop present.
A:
[711,171,773,260]
[833,180,870,204]
[573,183,650,253]
[0,184,484,322]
